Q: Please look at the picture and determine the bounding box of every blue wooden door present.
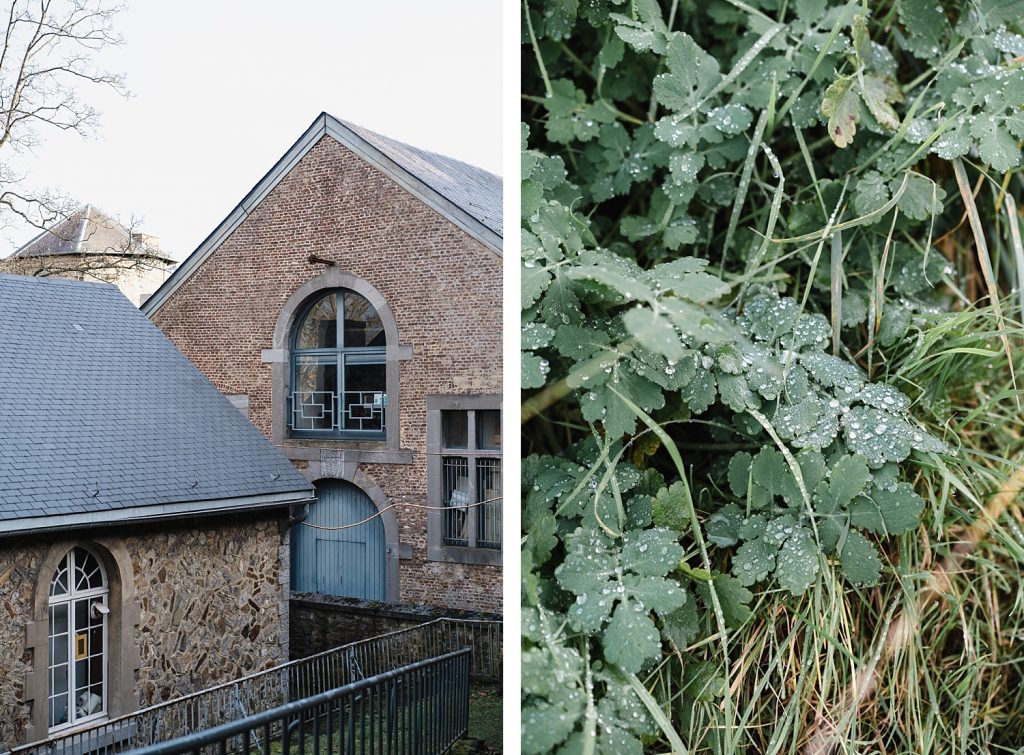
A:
[291,480,386,600]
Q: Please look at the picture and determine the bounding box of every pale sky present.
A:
[3,1,502,260]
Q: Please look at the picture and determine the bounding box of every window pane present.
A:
[50,554,69,597]
[442,457,470,546]
[476,410,501,450]
[50,603,68,637]
[295,293,338,349]
[50,694,68,728]
[292,357,338,431]
[477,459,502,548]
[73,548,103,591]
[342,291,385,347]
[442,411,468,449]
[341,362,385,432]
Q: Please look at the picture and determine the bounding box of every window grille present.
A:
[289,289,386,439]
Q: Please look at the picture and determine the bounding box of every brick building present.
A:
[0,275,312,748]
[143,113,502,614]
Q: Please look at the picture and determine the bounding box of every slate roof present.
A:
[339,119,502,237]
[12,204,175,263]
[0,274,312,531]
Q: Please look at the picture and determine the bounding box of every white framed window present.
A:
[47,547,108,731]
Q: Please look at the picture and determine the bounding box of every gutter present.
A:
[0,489,315,537]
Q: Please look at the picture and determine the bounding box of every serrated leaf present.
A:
[842,406,914,465]
[839,529,882,586]
[681,364,716,412]
[604,599,662,672]
[696,574,753,628]
[661,598,699,650]
[707,103,753,135]
[897,172,945,220]
[622,573,687,615]
[621,528,685,576]
[522,352,549,389]
[751,447,790,501]
[775,528,820,595]
[830,454,870,508]
[821,75,861,148]
[652,32,721,113]
[732,537,776,585]
[860,74,902,130]
[652,481,691,532]
[623,306,685,360]
[706,503,744,547]
[971,114,1021,172]
[849,481,924,534]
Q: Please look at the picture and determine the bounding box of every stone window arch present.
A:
[23,538,140,741]
[266,270,412,453]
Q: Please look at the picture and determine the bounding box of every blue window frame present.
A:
[290,289,386,439]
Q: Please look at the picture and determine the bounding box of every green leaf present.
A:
[706,503,744,547]
[751,447,790,501]
[839,529,883,586]
[848,482,925,534]
[897,172,945,220]
[897,0,948,60]
[651,481,691,532]
[732,537,776,586]
[821,75,861,148]
[523,261,553,309]
[652,32,721,113]
[971,114,1021,173]
[697,574,753,628]
[621,528,685,576]
[830,454,871,508]
[775,528,820,595]
[604,599,662,672]
[522,352,549,390]
[622,573,687,616]
[841,407,914,465]
[623,307,685,361]
[661,598,699,650]
[681,364,716,412]
[860,74,902,131]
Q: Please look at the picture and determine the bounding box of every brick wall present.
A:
[152,135,502,613]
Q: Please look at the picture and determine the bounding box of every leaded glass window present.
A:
[290,289,386,438]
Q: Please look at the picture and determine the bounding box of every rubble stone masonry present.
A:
[151,135,502,614]
[0,513,287,749]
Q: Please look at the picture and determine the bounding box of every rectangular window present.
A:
[428,396,502,564]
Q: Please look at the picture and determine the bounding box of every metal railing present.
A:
[126,649,470,755]
[11,618,500,755]
[290,390,385,433]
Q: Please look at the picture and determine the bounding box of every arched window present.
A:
[47,547,109,730]
[290,289,387,438]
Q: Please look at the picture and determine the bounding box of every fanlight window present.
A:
[290,289,386,438]
[48,547,108,730]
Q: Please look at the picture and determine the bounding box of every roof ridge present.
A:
[337,118,501,180]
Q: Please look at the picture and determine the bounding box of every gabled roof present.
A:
[0,274,313,535]
[11,204,174,263]
[142,112,502,317]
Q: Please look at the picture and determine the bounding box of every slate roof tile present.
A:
[0,274,312,524]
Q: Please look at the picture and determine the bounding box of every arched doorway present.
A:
[291,479,387,600]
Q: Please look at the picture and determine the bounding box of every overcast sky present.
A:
[2,1,502,259]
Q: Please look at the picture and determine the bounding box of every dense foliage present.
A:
[521,0,1024,752]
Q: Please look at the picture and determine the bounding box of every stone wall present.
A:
[289,593,501,669]
[152,134,502,614]
[0,511,288,750]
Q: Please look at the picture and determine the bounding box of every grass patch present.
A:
[453,684,502,753]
